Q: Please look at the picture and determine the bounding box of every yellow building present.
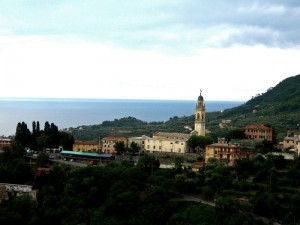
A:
[205,138,259,166]
[73,141,99,152]
[283,131,300,150]
[194,90,206,136]
[205,142,240,166]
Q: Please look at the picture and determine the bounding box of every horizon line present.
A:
[0,97,246,102]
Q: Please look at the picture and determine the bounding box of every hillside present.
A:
[70,116,194,141]
[206,74,300,140]
[71,74,300,142]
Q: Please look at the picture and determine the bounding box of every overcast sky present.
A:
[0,0,299,101]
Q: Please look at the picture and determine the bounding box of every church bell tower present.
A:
[194,90,206,136]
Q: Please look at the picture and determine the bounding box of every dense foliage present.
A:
[14,121,74,150]
[3,147,300,224]
[0,144,33,184]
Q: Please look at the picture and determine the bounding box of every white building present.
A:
[128,135,151,150]
[144,138,188,154]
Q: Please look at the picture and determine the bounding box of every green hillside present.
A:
[71,74,300,142]
[206,74,300,140]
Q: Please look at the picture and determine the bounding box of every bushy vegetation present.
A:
[14,121,74,150]
[3,148,300,224]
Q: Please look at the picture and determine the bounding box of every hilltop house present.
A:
[245,124,273,141]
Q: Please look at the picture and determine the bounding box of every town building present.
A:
[153,132,190,140]
[0,138,12,150]
[205,138,258,166]
[205,142,240,166]
[128,135,151,151]
[245,124,273,141]
[282,131,300,151]
[194,90,206,136]
[144,90,207,154]
[102,136,127,154]
[73,140,99,152]
[143,132,190,154]
[0,183,37,202]
[144,137,188,154]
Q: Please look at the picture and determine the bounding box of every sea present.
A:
[0,98,244,136]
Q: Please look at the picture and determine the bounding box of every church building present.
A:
[194,90,206,136]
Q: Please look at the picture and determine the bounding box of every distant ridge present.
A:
[207,74,300,139]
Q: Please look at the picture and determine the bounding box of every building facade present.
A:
[152,132,190,140]
[205,138,258,166]
[144,138,188,154]
[194,90,206,136]
[245,125,273,141]
[283,131,300,150]
[128,136,151,151]
[205,143,240,166]
[102,136,127,154]
[0,138,12,150]
[73,141,99,152]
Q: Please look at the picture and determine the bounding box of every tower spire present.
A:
[195,90,206,136]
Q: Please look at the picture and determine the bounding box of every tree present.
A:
[129,141,140,155]
[114,141,125,155]
[59,131,74,150]
[37,134,49,151]
[174,157,184,173]
[0,195,38,225]
[167,204,217,225]
[36,152,49,167]
[15,122,31,148]
[225,128,245,142]
[137,154,160,174]
[187,134,213,152]
[251,192,281,218]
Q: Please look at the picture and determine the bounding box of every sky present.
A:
[0,0,299,101]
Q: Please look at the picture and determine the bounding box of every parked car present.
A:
[89,160,97,166]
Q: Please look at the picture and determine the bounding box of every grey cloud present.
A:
[0,0,299,52]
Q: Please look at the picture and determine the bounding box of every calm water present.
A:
[0,99,243,136]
